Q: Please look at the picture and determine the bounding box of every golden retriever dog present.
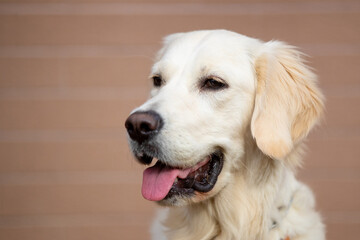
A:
[125,30,325,240]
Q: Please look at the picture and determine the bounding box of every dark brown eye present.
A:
[202,77,227,90]
[152,75,163,87]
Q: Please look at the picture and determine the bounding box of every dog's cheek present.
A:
[194,175,231,202]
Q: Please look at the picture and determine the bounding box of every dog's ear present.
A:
[251,41,324,160]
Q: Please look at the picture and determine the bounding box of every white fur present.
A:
[128,30,325,240]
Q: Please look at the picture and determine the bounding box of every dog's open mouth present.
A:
[140,151,224,201]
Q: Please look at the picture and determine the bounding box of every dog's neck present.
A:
[164,140,300,240]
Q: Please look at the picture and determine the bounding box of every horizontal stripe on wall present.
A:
[0,2,359,16]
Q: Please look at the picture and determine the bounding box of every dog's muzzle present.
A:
[125,110,224,202]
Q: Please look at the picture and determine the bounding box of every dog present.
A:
[125,30,325,240]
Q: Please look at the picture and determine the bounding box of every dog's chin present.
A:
[137,149,224,206]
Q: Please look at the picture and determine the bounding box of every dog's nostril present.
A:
[140,122,152,133]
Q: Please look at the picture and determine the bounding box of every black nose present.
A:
[125,111,163,144]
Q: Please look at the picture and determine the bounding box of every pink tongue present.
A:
[142,162,192,201]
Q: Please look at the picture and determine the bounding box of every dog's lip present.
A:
[140,157,210,201]
[136,152,155,165]
[166,150,224,199]
[176,157,210,178]
[140,150,224,201]
[136,151,210,171]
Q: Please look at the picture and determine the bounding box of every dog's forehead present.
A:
[160,31,250,64]
[152,30,258,88]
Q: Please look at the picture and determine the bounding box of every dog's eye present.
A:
[202,77,227,90]
[152,75,163,87]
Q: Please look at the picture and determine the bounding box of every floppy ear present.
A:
[251,41,324,160]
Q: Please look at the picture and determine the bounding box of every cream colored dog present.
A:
[125,30,325,240]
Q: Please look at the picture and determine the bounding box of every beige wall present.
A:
[0,1,359,239]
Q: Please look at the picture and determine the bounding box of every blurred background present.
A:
[0,0,359,239]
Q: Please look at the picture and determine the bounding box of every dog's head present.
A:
[125,30,324,206]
